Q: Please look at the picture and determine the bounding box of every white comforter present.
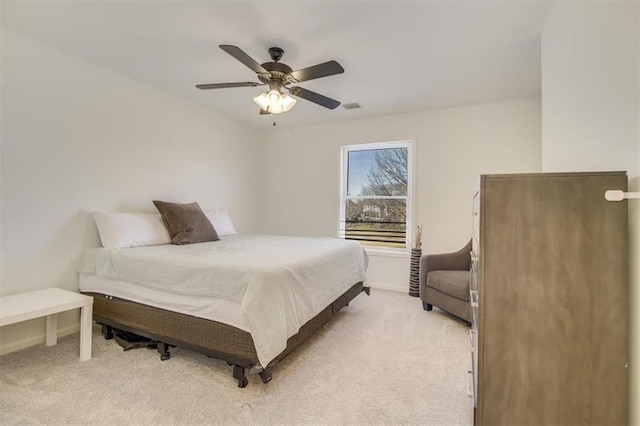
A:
[79,234,368,366]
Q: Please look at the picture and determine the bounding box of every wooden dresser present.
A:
[470,172,628,425]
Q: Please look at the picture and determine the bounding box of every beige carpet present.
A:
[0,289,472,425]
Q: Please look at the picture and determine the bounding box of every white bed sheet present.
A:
[79,234,368,366]
[78,274,249,331]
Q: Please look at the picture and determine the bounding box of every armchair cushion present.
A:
[426,270,470,301]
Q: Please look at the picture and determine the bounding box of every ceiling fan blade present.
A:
[289,60,344,83]
[289,86,340,109]
[219,45,268,74]
[196,82,263,90]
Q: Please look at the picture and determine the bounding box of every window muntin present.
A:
[340,141,412,250]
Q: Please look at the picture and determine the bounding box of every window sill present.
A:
[363,247,411,258]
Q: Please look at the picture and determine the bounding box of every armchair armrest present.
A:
[419,239,472,287]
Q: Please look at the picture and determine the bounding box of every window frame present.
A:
[338,140,414,254]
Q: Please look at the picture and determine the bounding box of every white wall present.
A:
[541,2,639,423]
[541,2,639,175]
[262,98,542,290]
[0,29,264,354]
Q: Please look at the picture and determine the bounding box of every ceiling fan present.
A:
[196,45,344,115]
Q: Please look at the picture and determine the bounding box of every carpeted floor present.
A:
[0,289,472,425]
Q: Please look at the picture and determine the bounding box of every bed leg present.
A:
[258,367,273,384]
[233,365,248,388]
[363,286,371,296]
[101,324,114,340]
[157,342,171,361]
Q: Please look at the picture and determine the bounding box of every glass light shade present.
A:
[253,92,271,110]
[268,89,282,103]
[279,93,297,112]
[253,89,297,114]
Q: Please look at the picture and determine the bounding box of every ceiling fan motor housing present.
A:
[268,47,284,62]
[258,62,294,84]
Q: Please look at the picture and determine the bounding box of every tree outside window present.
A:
[340,141,412,249]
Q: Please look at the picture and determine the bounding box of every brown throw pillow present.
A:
[153,201,219,245]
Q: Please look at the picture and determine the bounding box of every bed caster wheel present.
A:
[158,342,171,361]
[233,365,248,388]
[102,325,114,340]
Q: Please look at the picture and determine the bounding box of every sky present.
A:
[347,149,377,196]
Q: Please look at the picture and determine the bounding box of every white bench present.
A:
[0,288,93,361]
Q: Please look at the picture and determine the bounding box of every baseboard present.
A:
[0,324,81,356]
[366,282,409,293]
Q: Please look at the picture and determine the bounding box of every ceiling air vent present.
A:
[342,102,361,110]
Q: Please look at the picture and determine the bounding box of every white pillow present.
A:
[93,212,171,249]
[205,209,237,236]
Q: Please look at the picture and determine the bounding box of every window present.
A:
[339,141,413,251]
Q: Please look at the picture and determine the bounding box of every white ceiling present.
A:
[2,1,553,129]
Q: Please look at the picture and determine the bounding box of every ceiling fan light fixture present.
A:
[200,45,343,115]
[253,89,296,114]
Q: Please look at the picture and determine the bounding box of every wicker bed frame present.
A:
[83,282,369,387]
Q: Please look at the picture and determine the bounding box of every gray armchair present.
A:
[419,240,472,323]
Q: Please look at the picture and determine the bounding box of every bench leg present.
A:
[79,304,92,361]
[46,314,58,346]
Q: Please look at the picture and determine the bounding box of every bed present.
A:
[78,231,369,387]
